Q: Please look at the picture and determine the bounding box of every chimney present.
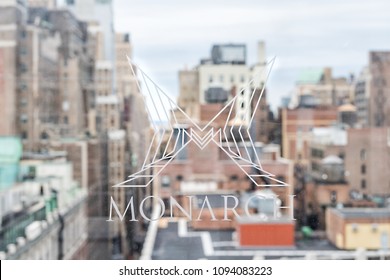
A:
[257,41,266,65]
[323,67,332,83]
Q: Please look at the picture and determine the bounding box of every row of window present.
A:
[360,149,367,190]
[351,223,379,233]
[161,174,286,187]
[208,74,247,84]
[311,148,324,158]
[361,179,366,189]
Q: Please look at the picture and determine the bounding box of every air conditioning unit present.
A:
[16,237,26,247]
[25,221,42,241]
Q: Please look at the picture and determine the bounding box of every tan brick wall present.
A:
[345,127,390,196]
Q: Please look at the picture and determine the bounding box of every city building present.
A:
[48,137,110,259]
[141,209,389,259]
[354,67,371,127]
[368,51,390,127]
[1,1,153,260]
[0,140,87,260]
[309,125,347,182]
[27,0,56,8]
[115,32,150,174]
[155,138,294,230]
[177,69,200,122]
[63,0,115,63]
[354,51,390,128]
[281,107,338,165]
[280,101,340,228]
[0,3,93,147]
[178,42,269,130]
[0,137,22,190]
[52,9,91,138]
[115,32,153,258]
[236,216,295,247]
[290,67,354,108]
[345,127,390,200]
[307,125,349,229]
[338,103,357,128]
[0,0,28,136]
[326,208,390,250]
[20,10,61,149]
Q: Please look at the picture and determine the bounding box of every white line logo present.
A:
[113,57,288,189]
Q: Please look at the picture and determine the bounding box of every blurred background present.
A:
[1,0,390,260]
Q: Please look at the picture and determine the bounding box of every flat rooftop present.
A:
[332,208,390,219]
[150,219,338,260]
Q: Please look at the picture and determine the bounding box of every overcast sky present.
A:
[113,0,390,110]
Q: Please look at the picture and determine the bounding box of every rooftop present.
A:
[338,103,356,112]
[311,125,347,146]
[22,151,67,160]
[297,68,323,84]
[0,137,22,163]
[321,155,343,165]
[148,219,344,260]
[332,208,390,219]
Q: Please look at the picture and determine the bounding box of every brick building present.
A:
[155,124,294,230]
[368,52,390,127]
[345,127,390,199]
[281,107,338,165]
[292,67,354,107]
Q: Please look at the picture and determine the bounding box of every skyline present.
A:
[113,0,390,110]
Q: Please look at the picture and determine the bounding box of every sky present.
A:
[113,0,390,110]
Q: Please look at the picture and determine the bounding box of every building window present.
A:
[19,47,27,55]
[220,75,224,82]
[241,102,245,108]
[209,75,213,83]
[330,191,337,204]
[388,128,390,146]
[176,175,183,181]
[18,82,27,91]
[19,63,28,73]
[20,98,27,107]
[161,176,170,188]
[20,114,28,123]
[20,30,27,39]
[361,164,366,174]
[230,175,238,181]
[360,149,366,160]
[311,148,324,158]
[311,162,319,171]
[230,75,234,83]
[240,75,245,83]
[40,131,49,140]
[276,175,286,183]
[361,179,366,189]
